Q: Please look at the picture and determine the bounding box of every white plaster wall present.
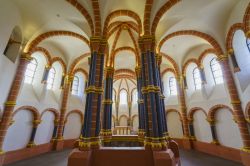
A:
[193,111,212,143]
[216,108,243,149]
[119,116,128,126]
[3,110,33,151]
[0,1,22,113]
[166,112,183,138]
[63,113,82,139]
[133,116,139,132]
[35,111,54,145]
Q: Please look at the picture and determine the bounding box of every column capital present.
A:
[90,36,108,53]
[217,55,229,61]
[245,31,250,39]
[33,119,41,127]
[20,52,33,62]
[206,118,216,125]
[138,35,155,53]
[227,48,234,56]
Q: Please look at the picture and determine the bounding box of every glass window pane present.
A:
[210,58,224,85]
[24,58,37,84]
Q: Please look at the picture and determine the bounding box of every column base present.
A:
[0,153,4,166]
[240,150,250,166]
[68,147,177,166]
[54,139,64,151]
[182,138,192,150]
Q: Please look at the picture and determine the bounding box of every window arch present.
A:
[119,90,127,104]
[169,77,177,95]
[46,67,56,90]
[193,67,202,90]
[247,38,250,53]
[71,76,79,95]
[210,58,223,85]
[24,58,38,84]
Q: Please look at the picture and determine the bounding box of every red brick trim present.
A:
[103,10,142,36]
[198,48,218,66]
[72,68,88,79]
[143,0,153,35]
[208,104,234,120]
[26,31,90,53]
[66,0,94,35]
[65,110,84,124]
[182,58,199,75]
[166,109,182,121]
[226,23,244,51]
[245,102,250,119]
[160,52,180,76]
[161,68,176,77]
[158,30,224,56]
[69,53,91,74]
[13,106,40,121]
[51,57,67,74]
[41,108,59,121]
[151,0,181,35]
[188,107,207,120]
[30,47,52,65]
[243,2,250,32]
[91,0,102,36]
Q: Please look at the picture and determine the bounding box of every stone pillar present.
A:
[100,66,114,145]
[0,53,32,156]
[54,74,73,150]
[176,76,191,148]
[138,36,167,150]
[51,119,59,142]
[218,55,250,164]
[183,74,188,89]
[207,119,219,145]
[135,66,146,142]
[27,119,41,148]
[79,37,107,151]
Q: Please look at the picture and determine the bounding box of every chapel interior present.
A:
[0,0,250,166]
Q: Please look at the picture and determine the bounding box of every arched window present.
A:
[46,67,56,90]
[120,90,127,104]
[24,58,38,84]
[246,38,250,52]
[169,77,177,95]
[210,58,223,84]
[72,76,79,95]
[193,67,202,90]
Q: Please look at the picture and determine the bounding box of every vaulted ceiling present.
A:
[11,0,249,85]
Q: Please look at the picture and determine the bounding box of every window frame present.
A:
[71,76,79,96]
[46,67,56,90]
[210,57,223,85]
[169,77,177,95]
[24,58,38,84]
[193,67,202,90]
[119,89,128,105]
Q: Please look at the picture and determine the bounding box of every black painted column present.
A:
[51,119,59,142]
[228,49,240,72]
[41,65,50,83]
[135,66,145,142]
[139,36,167,150]
[188,119,196,141]
[208,119,220,145]
[27,120,41,148]
[79,37,107,150]
[100,66,114,145]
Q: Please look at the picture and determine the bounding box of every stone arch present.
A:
[66,0,94,35]
[188,107,207,121]
[166,109,182,121]
[161,68,177,78]
[208,104,234,120]
[226,23,244,51]
[243,2,250,33]
[72,68,88,79]
[69,53,90,74]
[41,108,59,121]
[245,102,250,120]
[65,110,84,124]
[151,0,181,35]
[30,47,52,65]
[119,114,129,125]
[103,10,142,36]
[51,57,67,74]
[13,106,40,121]
[158,30,224,57]
[25,30,89,53]
[198,48,218,66]
[182,58,199,75]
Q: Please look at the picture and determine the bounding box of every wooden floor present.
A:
[6,148,243,166]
